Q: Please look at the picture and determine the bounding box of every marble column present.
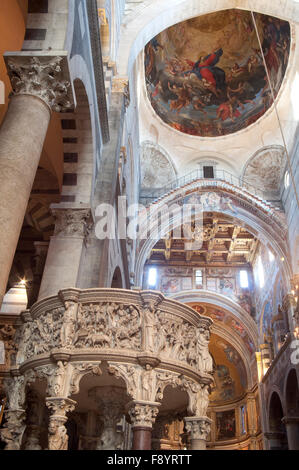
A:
[88,386,126,451]
[0,54,72,306]
[282,416,299,450]
[184,417,212,450]
[46,397,76,451]
[128,400,160,450]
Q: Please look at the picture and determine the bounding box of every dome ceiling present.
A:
[144,9,290,138]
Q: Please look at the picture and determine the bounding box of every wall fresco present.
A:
[216,409,236,440]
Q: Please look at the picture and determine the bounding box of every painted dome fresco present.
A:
[144,10,290,138]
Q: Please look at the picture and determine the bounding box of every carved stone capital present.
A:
[128,400,160,429]
[46,397,76,420]
[0,409,26,450]
[37,362,70,397]
[52,207,93,238]
[112,77,130,107]
[184,416,212,441]
[5,54,73,112]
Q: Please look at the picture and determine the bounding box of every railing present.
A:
[139,168,268,205]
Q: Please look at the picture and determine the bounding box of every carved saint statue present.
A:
[60,301,77,348]
[143,302,157,353]
[195,385,210,417]
[196,327,213,373]
[142,364,156,401]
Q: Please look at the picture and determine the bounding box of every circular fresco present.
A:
[144,10,290,138]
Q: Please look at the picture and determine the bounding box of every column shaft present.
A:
[0,95,51,304]
[132,426,152,450]
[282,417,299,450]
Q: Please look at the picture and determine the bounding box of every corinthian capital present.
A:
[51,207,93,238]
[128,400,160,428]
[184,416,212,441]
[46,397,76,419]
[5,53,73,112]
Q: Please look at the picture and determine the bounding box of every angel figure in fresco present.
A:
[227,82,255,109]
[182,48,226,97]
[168,82,192,113]
[247,54,260,73]
[226,63,246,82]
[216,97,241,122]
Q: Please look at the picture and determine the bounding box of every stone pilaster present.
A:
[184,416,212,450]
[0,53,73,306]
[46,397,76,451]
[247,393,258,436]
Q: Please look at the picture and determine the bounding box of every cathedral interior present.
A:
[0,0,299,451]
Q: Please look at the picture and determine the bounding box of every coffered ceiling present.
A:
[148,213,259,265]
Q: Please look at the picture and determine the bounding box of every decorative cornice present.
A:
[86,0,109,143]
[5,54,73,112]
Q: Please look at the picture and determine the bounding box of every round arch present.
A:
[169,290,258,348]
[168,291,257,389]
[116,0,299,76]
[283,368,299,449]
[268,390,288,449]
[135,181,291,286]
[284,368,299,415]
[110,266,124,289]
